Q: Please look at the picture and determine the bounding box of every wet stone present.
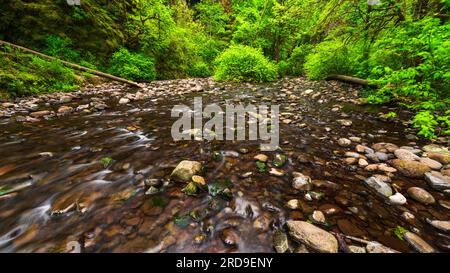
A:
[286,221,338,253]
[404,232,435,253]
[424,171,450,191]
[390,159,431,178]
[273,230,289,253]
[407,187,435,205]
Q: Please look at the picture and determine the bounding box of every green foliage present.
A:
[181,182,198,196]
[393,225,408,240]
[99,157,114,168]
[107,48,156,81]
[214,45,278,82]
[0,46,80,98]
[255,161,267,173]
[304,40,362,80]
[279,44,313,76]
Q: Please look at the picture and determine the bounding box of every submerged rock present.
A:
[366,242,399,253]
[286,221,338,253]
[404,232,435,253]
[273,230,289,253]
[292,172,312,191]
[427,219,450,232]
[171,160,202,182]
[364,176,393,197]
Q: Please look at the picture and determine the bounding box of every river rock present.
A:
[404,232,435,253]
[366,242,399,253]
[220,228,239,247]
[286,221,338,253]
[389,192,407,205]
[424,171,450,190]
[358,158,369,167]
[57,106,73,114]
[390,159,431,178]
[292,172,312,191]
[349,246,366,253]
[311,210,326,223]
[118,98,130,104]
[372,142,398,153]
[426,152,450,165]
[427,219,450,232]
[376,152,390,162]
[337,119,352,127]
[254,154,268,162]
[170,160,202,182]
[407,187,435,205]
[419,157,442,170]
[286,199,300,210]
[422,144,449,154]
[394,149,420,161]
[439,200,450,210]
[30,110,50,117]
[338,138,351,147]
[273,230,289,253]
[364,176,393,197]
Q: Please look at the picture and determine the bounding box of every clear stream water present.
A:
[0,78,448,253]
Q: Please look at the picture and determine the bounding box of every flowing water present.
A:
[0,77,448,253]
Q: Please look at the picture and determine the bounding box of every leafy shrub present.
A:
[214,45,278,82]
[0,46,80,97]
[44,35,81,62]
[107,48,156,81]
[187,61,212,78]
[304,40,362,80]
[279,44,313,76]
[366,17,450,138]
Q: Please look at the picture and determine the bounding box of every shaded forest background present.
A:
[0,0,449,138]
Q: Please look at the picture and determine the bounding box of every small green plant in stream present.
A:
[150,196,168,207]
[255,161,267,173]
[173,214,191,228]
[273,154,287,167]
[381,112,397,119]
[181,182,198,196]
[0,186,13,197]
[207,180,233,200]
[99,157,114,168]
[393,226,408,240]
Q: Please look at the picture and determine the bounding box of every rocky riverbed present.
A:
[0,77,449,253]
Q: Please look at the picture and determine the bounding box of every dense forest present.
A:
[0,0,449,138]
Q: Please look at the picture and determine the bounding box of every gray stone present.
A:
[273,230,289,253]
[286,221,338,253]
[364,176,393,197]
[424,171,450,190]
[292,172,312,191]
[394,149,420,161]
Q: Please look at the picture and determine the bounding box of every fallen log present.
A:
[326,74,371,86]
[0,40,143,88]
